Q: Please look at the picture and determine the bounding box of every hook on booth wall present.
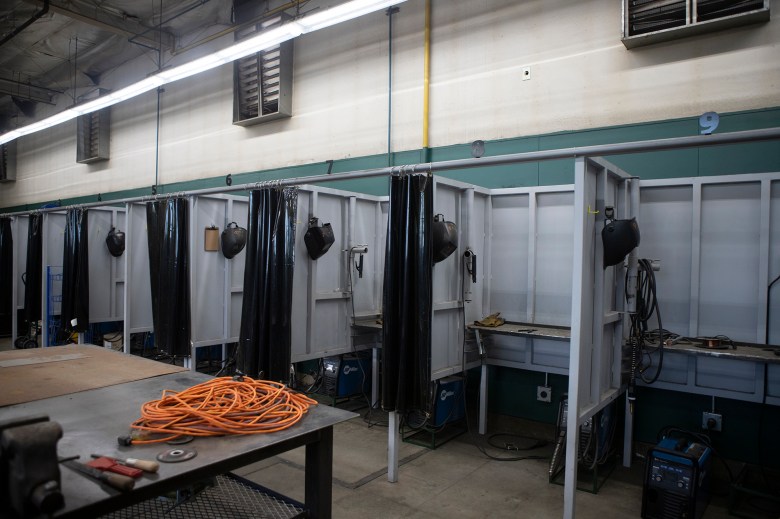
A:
[348,245,368,279]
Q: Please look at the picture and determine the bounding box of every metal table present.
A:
[469,321,572,434]
[1,369,355,518]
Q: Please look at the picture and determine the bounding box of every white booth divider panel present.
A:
[229,199,249,339]
[771,181,780,345]
[191,196,229,344]
[87,208,124,323]
[469,193,489,324]
[638,186,694,335]
[699,183,761,341]
[127,203,153,332]
[291,187,385,362]
[534,192,574,326]
[114,211,126,321]
[15,216,28,310]
[489,195,529,323]
[44,212,66,267]
[351,198,382,316]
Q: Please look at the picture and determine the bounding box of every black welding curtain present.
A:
[237,187,298,382]
[61,208,90,333]
[382,173,434,415]
[24,214,43,325]
[0,218,12,336]
[147,198,191,357]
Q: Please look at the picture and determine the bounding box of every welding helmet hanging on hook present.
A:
[304,217,335,260]
[601,211,640,268]
[431,214,458,263]
[105,227,125,257]
[221,222,247,259]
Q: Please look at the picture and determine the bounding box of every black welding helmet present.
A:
[221,222,247,259]
[602,217,640,268]
[105,227,125,257]
[304,217,335,260]
[432,214,458,263]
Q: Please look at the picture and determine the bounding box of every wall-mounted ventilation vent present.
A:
[622,0,769,48]
[233,14,293,126]
[0,141,16,183]
[77,107,110,164]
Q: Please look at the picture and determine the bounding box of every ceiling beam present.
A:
[21,0,175,50]
[0,77,61,105]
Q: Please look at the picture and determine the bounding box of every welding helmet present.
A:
[304,217,335,260]
[601,217,640,268]
[221,222,247,259]
[105,227,125,257]
[432,214,458,263]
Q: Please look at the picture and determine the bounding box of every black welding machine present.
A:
[642,437,712,519]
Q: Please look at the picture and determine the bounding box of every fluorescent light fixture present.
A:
[0,0,407,146]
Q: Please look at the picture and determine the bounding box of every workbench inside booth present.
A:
[0,344,355,519]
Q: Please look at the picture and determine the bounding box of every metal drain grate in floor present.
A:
[101,473,305,519]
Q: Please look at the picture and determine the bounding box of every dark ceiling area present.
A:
[0,0,238,131]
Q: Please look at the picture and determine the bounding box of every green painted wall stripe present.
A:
[3,106,779,213]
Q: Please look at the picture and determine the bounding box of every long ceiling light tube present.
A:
[0,0,406,146]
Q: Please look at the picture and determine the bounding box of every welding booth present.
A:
[2,150,779,519]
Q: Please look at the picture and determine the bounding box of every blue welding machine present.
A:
[641,437,712,519]
[432,376,465,427]
[321,354,371,398]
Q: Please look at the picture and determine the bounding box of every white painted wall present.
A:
[2,0,779,207]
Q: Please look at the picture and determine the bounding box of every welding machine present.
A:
[642,437,712,519]
[321,354,370,398]
[431,376,465,427]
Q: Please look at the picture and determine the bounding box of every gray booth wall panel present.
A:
[654,351,691,385]
[87,209,121,322]
[291,191,311,355]
[768,364,780,398]
[695,356,757,394]
[433,184,462,305]
[229,199,248,339]
[191,197,227,343]
[531,339,570,370]
[431,309,462,380]
[467,193,489,324]
[534,192,574,326]
[770,180,780,345]
[115,211,125,318]
[489,335,527,364]
[351,199,380,316]
[312,194,346,294]
[312,298,348,354]
[45,213,66,268]
[489,194,530,322]
[638,186,694,334]
[15,216,28,308]
[128,204,152,331]
[699,182,761,341]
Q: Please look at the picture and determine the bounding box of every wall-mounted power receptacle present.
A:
[702,412,722,432]
[522,66,531,81]
[537,385,552,402]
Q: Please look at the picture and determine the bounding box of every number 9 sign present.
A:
[699,112,720,135]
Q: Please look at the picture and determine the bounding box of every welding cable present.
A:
[129,377,317,444]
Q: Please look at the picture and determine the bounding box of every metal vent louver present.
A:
[233,15,293,126]
[623,0,769,46]
[0,142,16,182]
[77,107,110,164]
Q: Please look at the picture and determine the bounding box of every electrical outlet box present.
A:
[522,66,531,81]
[702,412,722,432]
[537,385,552,403]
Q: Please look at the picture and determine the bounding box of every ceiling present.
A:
[0,0,239,131]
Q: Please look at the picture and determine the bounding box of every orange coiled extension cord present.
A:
[129,376,317,444]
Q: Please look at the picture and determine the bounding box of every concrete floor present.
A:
[234,407,736,519]
[0,337,739,518]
